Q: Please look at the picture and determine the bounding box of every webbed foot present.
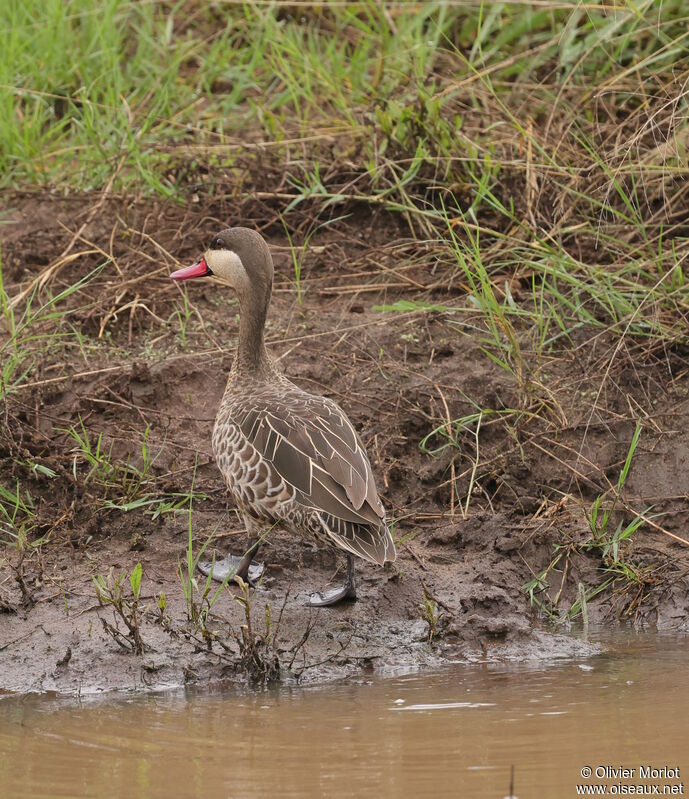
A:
[198,554,265,586]
[307,554,357,606]
[307,581,357,607]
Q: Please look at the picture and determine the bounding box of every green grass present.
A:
[4,2,688,301]
[522,422,653,623]
[4,0,688,453]
[0,256,105,399]
[1,0,460,192]
[62,417,209,517]
[4,2,686,195]
[586,421,645,553]
[0,478,35,543]
[2,0,689,624]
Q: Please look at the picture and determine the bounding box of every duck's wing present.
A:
[234,394,395,565]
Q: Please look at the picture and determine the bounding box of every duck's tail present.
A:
[319,513,396,566]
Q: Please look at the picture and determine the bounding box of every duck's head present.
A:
[171,227,274,300]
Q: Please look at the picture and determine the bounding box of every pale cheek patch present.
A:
[207,249,248,289]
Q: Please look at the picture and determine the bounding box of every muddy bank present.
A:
[1,191,688,694]
[1,512,604,695]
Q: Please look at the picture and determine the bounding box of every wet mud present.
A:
[1,190,688,694]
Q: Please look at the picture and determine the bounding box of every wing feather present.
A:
[319,513,395,566]
[271,436,312,494]
[235,393,385,527]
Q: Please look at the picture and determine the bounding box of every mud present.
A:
[1,189,688,694]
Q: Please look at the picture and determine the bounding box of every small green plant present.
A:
[65,418,118,486]
[522,561,562,624]
[0,261,105,398]
[178,532,217,638]
[373,80,456,163]
[0,479,35,532]
[172,293,194,348]
[0,479,43,607]
[92,562,145,654]
[64,420,168,507]
[231,577,280,685]
[419,592,442,643]
[524,426,649,623]
[280,214,346,305]
[176,481,230,639]
[154,590,170,628]
[586,422,646,561]
[20,460,58,480]
[442,199,528,396]
[103,489,207,519]
[419,405,523,517]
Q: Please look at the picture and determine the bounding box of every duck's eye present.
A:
[213,238,224,249]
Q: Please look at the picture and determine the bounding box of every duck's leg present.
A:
[308,554,357,607]
[198,537,265,586]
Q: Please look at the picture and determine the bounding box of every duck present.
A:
[171,227,396,606]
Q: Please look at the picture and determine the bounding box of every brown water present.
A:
[1,632,688,799]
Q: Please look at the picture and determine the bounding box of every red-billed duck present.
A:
[171,227,396,605]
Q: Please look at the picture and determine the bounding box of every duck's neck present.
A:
[233,287,273,378]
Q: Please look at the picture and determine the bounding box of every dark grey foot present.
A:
[307,554,357,607]
[198,555,265,586]
[308,582,357,607]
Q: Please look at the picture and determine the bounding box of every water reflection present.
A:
[1,632,688,798]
